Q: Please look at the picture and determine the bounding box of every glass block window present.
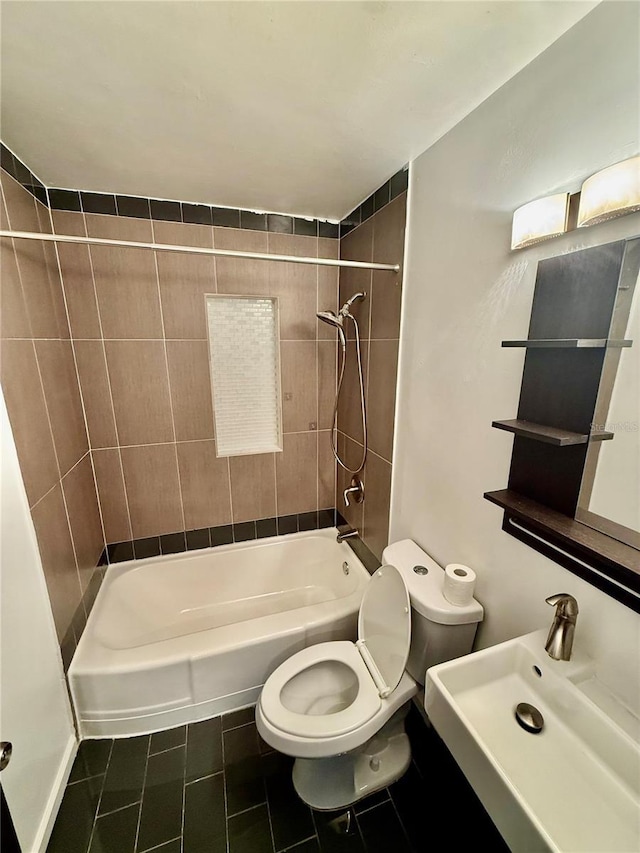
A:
[206,295,282,456]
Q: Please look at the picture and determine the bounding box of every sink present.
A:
[425,629,640,853]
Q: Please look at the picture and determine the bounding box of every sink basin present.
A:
[425,630,640,852]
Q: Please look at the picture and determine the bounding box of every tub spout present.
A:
[336,529,358,543]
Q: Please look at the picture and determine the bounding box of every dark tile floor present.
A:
[47,703,510,853]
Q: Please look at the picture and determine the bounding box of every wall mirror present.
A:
[577,242,640,550]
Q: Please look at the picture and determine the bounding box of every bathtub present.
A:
[69,528,370,738]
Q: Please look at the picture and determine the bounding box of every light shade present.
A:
[511,193,570,250]
[577,156,640,228]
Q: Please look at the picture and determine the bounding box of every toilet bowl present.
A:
[258,640,418,758]
[256,539,484,810]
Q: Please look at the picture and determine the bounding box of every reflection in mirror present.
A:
[577,238,640,550]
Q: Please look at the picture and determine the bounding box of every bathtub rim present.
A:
[68,527,371,738]
[70,526,371,671]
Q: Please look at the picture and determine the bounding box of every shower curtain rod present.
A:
[0,230,400,272]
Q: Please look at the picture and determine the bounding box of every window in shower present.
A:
[206,295,283,456]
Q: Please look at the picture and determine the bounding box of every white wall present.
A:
[0,389,76,852]
[392,1,640,714]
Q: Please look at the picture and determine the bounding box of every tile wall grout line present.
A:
[226,456,235,530]
[1,181,63,505]
[272,450,279,530]
[267,230,280,527]
[335,428,392,466]
[30,335,86,604]
[28,480,59,513]
[362,222,375,546]
[59,448,92,481]
[78,208,136,544]
[44,197,108,595]
[340,188,406,241]
[150,217,187,535]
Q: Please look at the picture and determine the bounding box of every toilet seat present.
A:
[259,640,381,738]
[259,565,412,743]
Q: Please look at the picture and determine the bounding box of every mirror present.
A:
[577,238,640,550]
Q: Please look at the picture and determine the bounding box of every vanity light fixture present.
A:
[577,155,640,228]
[511,193,570,250]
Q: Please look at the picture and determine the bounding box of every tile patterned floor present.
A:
[47,703,509,853]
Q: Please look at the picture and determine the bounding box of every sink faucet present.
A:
[545,594,579,661]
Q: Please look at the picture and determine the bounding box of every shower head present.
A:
[316,310,346,349]
[340,292,366,317]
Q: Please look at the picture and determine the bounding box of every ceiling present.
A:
[0,1,598,220]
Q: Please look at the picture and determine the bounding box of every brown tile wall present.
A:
[0,170,105,663]
[336,193,406,559]
[48,208,339,544]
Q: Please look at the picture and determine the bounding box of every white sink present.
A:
[425,630,640,853]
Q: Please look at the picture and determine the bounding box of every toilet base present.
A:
[291,708,412,811]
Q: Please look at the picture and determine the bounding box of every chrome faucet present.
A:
[545,593,579,661]
[336,528,359,543]
[343,475,364,507]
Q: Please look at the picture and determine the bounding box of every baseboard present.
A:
[31,734,77,853]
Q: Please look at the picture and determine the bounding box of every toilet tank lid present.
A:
[382,540,484,626]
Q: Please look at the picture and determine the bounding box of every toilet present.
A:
[256,539,484,810]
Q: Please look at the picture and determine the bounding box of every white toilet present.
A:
[256,539,484,810]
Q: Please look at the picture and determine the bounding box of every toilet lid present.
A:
[358,564,411,695]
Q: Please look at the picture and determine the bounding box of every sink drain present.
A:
[515,702,544,734]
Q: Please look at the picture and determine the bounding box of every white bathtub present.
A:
[69,528,370,737]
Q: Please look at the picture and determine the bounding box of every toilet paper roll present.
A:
[443,563,476,606]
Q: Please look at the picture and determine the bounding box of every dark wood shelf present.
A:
[501,339,632,348]
[491,419,614,446]
[484,489,640,606]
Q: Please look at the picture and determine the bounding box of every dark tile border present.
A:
[48,188,81,211]
[100,509,338,567]
[1,142,47,205]
[340,165,409,237]
[1,140,405,242]
[1,142,340,237]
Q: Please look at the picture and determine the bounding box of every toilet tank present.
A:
[382,540,484,685]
